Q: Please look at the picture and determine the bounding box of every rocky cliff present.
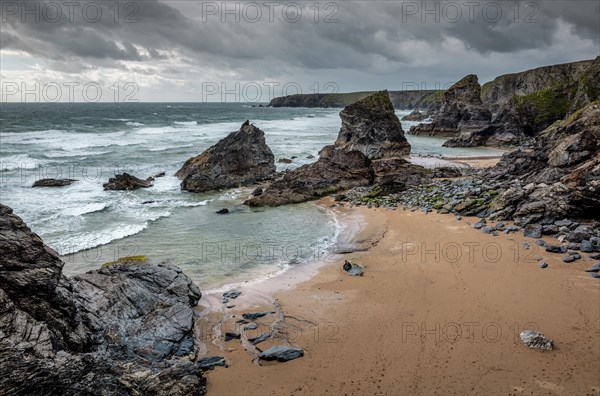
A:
[0,204,207,395]
[443,57,599,147]
[335,90,410,159]
[176,121,275,193]
[268,90,443,110]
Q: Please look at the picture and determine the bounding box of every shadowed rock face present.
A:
[335,90,410,159]
[484,101,600,224]
[176,120,275,193]
[0,204,206,395]
[409,75,492,138]
[245,145,374,206]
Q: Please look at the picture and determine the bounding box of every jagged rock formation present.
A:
[103,173,153,190]
[484,101,600,224]
[245,145,374,206]
[444,57,599,147]
[246,92,429,207]
[0,204,207,395]
[409,75,492,137]
[335,90,410,159]
[176,121,275,193]
[268,90,443,110]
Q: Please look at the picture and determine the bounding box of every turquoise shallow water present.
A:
[0,103,503,288]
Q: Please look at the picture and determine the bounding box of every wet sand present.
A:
[199,203,600,395]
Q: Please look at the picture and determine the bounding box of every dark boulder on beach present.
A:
[32,178,77,187]
[258,346,304,362]
[103,172,153,190]
[176,120,275,193]
[335,90,410,159]
[0,203,207,395]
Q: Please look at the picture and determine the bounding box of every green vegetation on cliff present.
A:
[514,87,573,127]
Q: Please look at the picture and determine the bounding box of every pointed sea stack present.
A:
[410,74,492,137]
[335,90,410,159]
[176,120,276,192]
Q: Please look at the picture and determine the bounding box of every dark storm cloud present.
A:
[1,0,598,99]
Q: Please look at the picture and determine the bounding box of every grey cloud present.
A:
[1,0,598,100]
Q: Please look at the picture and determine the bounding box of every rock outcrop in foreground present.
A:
[176,121,275,192]
[246,92,428,207]
[0,204,206,395]
[335,90,410,159]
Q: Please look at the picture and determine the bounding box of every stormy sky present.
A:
[1,0,598,102]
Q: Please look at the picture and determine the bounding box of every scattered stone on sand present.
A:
[244,323,258,331]
[224,332,241,341]
[539,263,548,269]
[545,244,567,253]
[258,346,304,362]
[473,219,486,229]
[249,332,271,345]
[584,263,600,272]
[242,312,275,320]
[343,260,364,276]
[198,356,228,370]
[523,224,542,238]
[519,330,554,350]
[223,289,241,300]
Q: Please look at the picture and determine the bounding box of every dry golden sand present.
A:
[201,205,599,396]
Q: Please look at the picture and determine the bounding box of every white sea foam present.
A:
[51,222,150,255]
[174,121,198,126]
[126,122,145,127]
[64,202,108,217]
[0,154,49,170]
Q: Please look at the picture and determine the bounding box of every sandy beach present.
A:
[199,201,600,395]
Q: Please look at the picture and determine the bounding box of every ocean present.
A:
[0,103,503,288]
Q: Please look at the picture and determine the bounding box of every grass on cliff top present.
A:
[102,255,149,268]
[514,87,572,126]
[349,90,394,112]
